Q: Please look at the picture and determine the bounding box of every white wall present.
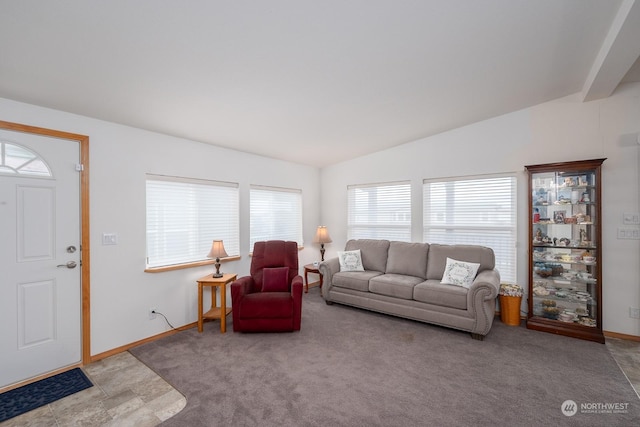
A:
[320,82,640,337]
[0,97,321,355]
[3,81,639,355]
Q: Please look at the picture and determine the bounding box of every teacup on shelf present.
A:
[558,313,575,322]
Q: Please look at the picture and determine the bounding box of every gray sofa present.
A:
[319,239,501,339]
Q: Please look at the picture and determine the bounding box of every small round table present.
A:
[303,264,323,293]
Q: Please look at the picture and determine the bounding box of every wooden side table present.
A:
[197,273,237,333]
[303,264,323,293]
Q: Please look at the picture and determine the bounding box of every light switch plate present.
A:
[617,227,640,239]
[623,213,640,225]
[102,233,118,245]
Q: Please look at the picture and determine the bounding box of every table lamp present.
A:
[313,226,332,261]
[207,240,228,278]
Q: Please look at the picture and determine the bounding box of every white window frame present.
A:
[347,181,411,242]
[423,173,517,283]
[146,174,239,270]
[249,185,303,249]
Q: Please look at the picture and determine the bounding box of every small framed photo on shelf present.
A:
[553,210,566,224]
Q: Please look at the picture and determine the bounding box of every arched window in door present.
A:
[0,141,52,177]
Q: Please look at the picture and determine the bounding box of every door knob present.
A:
[57,261,77,269]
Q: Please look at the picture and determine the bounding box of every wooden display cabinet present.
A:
[525,159,605,343]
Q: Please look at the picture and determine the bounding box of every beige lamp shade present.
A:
[313,226,332,261]
[313,226,332,244]
[207,240,228,277]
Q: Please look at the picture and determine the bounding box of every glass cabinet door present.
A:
[526,159,605,343]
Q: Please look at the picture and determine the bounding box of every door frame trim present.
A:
[0,120,90,365]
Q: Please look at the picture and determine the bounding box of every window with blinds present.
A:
[423,174,517,283]
[347,181,411,241]
[423,175,517,283]
[146,175,239,268]
[250,185,303,249]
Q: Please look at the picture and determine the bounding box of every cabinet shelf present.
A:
[532,244,597,250]
[526,158,605,343]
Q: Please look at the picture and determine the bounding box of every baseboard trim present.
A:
[494,312,640,341]
[603,330,640,342]
[90,322,197,363]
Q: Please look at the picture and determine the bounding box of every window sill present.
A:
[145,255,241,273]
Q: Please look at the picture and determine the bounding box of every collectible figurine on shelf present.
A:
[534,228,543,243]
[579,228,589,246]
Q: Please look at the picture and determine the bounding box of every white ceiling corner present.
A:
[581,0,640,101]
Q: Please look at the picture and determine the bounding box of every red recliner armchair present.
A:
[231,240,303,332]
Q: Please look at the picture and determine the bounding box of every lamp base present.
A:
[213,260,223,278]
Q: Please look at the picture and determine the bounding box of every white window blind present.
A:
[146,175,239,268]
[347,181,411,241]
[250,185,303,248]
[423,174,517,283]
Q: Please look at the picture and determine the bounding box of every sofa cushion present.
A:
[426,244,495,280]
[333,271,383,292]
[440,257,480,289]
[345,239,390,272]
[369,274,423,300]
[414,279,468,310]
[386,241,429,279]
[337,249,365,271]
[262,267,290,292]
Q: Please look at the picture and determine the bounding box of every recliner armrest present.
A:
[231,276,255,301]
[291,275,303,331]
[291,275,303,295]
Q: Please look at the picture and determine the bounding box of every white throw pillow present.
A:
[441,257,480,289]
[337,249,365,272]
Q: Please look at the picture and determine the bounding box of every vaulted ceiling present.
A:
[1,1,639,167]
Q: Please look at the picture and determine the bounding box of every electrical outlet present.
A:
[629,307,640,319]
[149,308,157,320]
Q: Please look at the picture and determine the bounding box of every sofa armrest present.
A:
[467,269,501,336]
[319,258,340,300]
[470,269,500,299]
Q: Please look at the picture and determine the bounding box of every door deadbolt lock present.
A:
[67,245,77,253]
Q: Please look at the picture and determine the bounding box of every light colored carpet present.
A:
[130,288,640,426]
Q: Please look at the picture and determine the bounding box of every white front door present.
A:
[0,130,81,388]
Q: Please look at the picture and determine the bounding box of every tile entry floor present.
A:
[1,337,638,426]
[0,351,185,427]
